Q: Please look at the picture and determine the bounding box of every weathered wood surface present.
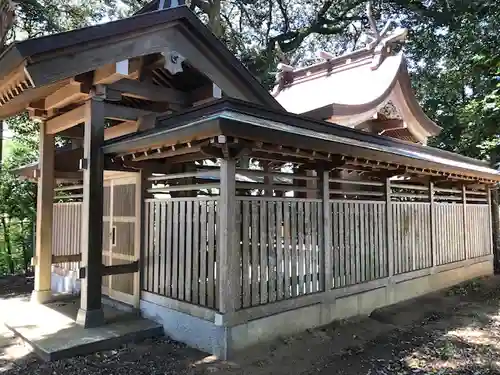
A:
[331,201,387,287]
[465,205,492,259]
[236,198,322,307]
[143,197,218,308]
[434,203,466,265]
[137,174,492,315]
[391,203,432,274]
[52,203,82,271]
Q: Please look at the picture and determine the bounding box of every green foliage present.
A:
[0,116,38,275]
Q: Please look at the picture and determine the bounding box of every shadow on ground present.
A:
[2,275,500,374]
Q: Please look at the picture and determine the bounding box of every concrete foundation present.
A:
[140,258,493,359]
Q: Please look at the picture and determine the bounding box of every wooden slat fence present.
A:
[391,203,432,274]
[139,169,493,314]
[434,204,466,265]
[143,198,219,309]
[236,198,323,308]
[52,202,81,271]
[331,201,388,287]
[465,204,491,259]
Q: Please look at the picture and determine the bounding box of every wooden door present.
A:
[102,174,140,306]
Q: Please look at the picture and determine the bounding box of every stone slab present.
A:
[2,297,163,361]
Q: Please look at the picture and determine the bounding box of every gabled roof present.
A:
[0,6,281,119]
[272,20,440,144]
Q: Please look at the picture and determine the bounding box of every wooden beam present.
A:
[58,126,84,139]
[54,171,83,180]
[104,157,170,174]
[93,59,141,85]
[46,103,151,136]
[46,105,86,134]
[137,113,157,132]
[28,108,48,121]
[108,78,187,104]
[104,121,138,141]
[52,254,82,263]
[44,81,89,110]
[78,261,139,278]
[103,102,153,122]
[102,261,139,276]
[132,144,204,161]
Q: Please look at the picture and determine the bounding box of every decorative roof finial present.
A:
[364,1,408,69]
[366,2,380,44]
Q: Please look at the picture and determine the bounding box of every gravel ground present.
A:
[2,275,500,374]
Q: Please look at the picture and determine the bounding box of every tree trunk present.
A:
[1,216,14,274]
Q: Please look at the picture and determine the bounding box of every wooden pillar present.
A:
[429,181,436,269]
[306,170,318,199]
[263,164,272,197]
[321,170,332,290]
[76,98,105,328]
[489,186,500,273]
[133,171,145,308]
[218,158,238,313]
[462,185,468,260]
[31,121,55,304]
[385,177,394,278]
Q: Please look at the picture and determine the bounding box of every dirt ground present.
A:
[2,275,500,374]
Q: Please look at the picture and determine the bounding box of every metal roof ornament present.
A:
[364,1,408,69]
[161,48,186,75]
[158,0,186,9]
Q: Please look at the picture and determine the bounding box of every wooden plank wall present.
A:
[434,204,466,266]
[52,202,82,271]
[236,198,323,309]
[143,197,219,309]
[391,203,432,274]
[331,201,387,287]
[465,205,492,259]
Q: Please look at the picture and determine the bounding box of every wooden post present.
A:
[429,181,436,269]
[218,158,238,313]
[385,177,394,278]
[263,164,272,197]
[76,98,105,328]
[489,186,500,273]
[462,184,468,260]
[321,170,332,290]
[133,171,145,308]
[31,121,55,304]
